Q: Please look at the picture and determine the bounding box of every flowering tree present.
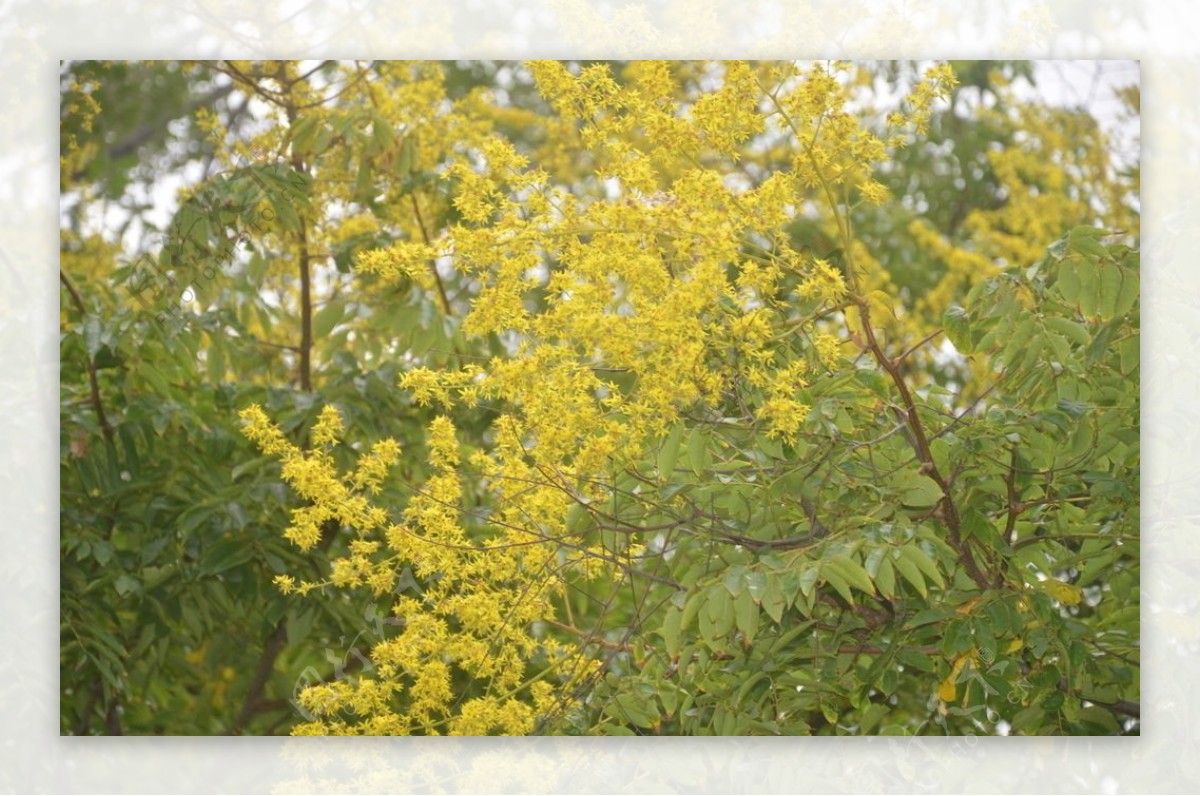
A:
[62,60,1139,735]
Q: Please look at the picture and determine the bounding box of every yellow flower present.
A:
[813,332,843,368]
[311,404,344,447]
[797,258,847,305]
[355,240,437,284]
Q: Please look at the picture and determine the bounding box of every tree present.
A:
[62,60,1139,736]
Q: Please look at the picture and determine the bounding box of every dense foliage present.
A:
[61,60,1139,735]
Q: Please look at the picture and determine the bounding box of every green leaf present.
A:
[858,703,888,734]
[745,570,766,600]
[605,693,658,729]
[354,158,374,203]
[686,427,710,475]
[114,574,140,597]
[1075,549,1118,588]
[897,648,935,673]
[1097,261,1124,320]
[1118,334,1140,374]
[396,135,416,176]
[1067,226,1108,258]
[897,472,942,508]
[1113,266,1138,318]
[200,538,254,576]
[1071,705,1121,734]
[204,338,225,384]
[826,555,876,596]
[701,587,734,646]
[821,565,855,605]
[874,556,896,599]
[723,565,748,597]
[289,116,322,157]
[1045,332,1073,369]
[283,607,315,647]
[92,540,114,566]
[942,620,974,657]
[1044,316,1090,347]
[762,576,786,623]
[862,546,887,578]
[313,300,345,338]
[1077,260,1100,319]
[657,423,684,480]
[797,564,820,598]
[661,606,683,656]
[734,589,759,644]
[271,196,301,231]
[1056,259,1082,304]
[1002,318,1037,369]
[371,116,395,154]
[83,315,103,358]
[899,545,945,589]
[680,588,704,631]
[565,501,590,533]
[600,723,636,736]
[892,551,927,598]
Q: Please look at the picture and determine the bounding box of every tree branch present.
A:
[854,294,993,590]
[410,193,452,316]
[1003,443,1020,545]
[60,269,112,444]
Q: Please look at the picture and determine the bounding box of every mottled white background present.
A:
[4,0,1193,792]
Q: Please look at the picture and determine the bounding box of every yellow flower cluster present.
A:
[247,61,969,735]
[354,240,439,289]
[813,332,843,369]
[797,257,849,305]
[240,404,399,555]
[243,402,597,734]
[689,61,765,156]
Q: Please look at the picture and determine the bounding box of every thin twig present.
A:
[1003,444,1020,545]
[410,193,453,316]
[60,270,113,443]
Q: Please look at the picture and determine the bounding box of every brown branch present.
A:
[839,644,938,656]
[231,622,287,733]
[61,270,123,732]
[229,520,341,734]
[1060,678,1140,721]
[297,218,313,390]
[894,328,944,365]
[410,193,452,316]
[853,295,993,590]
[60,270,113,444]
[283,98,314,391]
[1011,530,1116,552]
[1087,697,1140,721]
[1003,443,1020,545]
[215,61,289,107]
[786,643,939,659]
[110,83,236,161]
[929,375,1005,441]
[546,620,633,652]
[249,337,302,353]
[68,80,236,182]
